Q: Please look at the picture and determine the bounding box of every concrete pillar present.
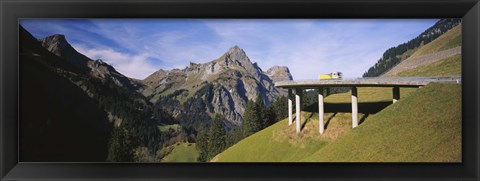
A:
[288,89,293,126]
[295,89,302,134]
[393,86,400,103]
[351,87,358,128]
[318,87,325,134]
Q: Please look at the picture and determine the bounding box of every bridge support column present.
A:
[352,87,358,128]
[288,89,293,126]
[393,86,400,103]
[318,87,325,134]
[295,89,302,134]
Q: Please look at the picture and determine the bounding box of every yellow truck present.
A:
[319,72,342,80]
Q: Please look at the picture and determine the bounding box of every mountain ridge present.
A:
[36,32,294,131]
[40,34,144,90]
[21,25,169,162]
[142,45,293,130]
[20,26,113,161]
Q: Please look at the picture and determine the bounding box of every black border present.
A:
[1,0,479,180]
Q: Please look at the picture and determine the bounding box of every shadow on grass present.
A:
[302,101,391,129]
[301,112,315,130]
[359,114,369,125]
[324,112,337,129]
[304,101,392,114]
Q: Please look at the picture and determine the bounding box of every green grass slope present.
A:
[303,83,461,162]
[161,142,199,162]
[410,24,461,58]
[213,87,415,162]
[396,54,461,77]
[211,111,332,162]
[213,83,461,162]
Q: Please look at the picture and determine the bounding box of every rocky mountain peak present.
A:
[37,33,140,89]
[266,66,293,82]
[43,34,67,42]
[227,45,243,54]
[39,34,94,74]
[40,34,70,57]
[224,45,250,65]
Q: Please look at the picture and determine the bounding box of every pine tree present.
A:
[269,96,288,123]
[196,123,209,162]
[107,126,134,162]
[255,94,270,129]
[208,114,226,158]
[242,99,261,137]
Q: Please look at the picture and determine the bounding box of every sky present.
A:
[20,19,438,80]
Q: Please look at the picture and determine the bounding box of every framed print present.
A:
[1,0,479,180]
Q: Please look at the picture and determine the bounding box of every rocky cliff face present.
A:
[41,34,92,73]
[266,66,293,83]
[143,46,293,129]
[265,66,293,96]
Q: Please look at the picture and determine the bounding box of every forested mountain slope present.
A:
[363,19,461,77]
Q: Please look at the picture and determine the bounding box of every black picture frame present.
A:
[1,0,479,180]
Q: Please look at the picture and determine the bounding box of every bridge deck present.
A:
[275,76,461,88]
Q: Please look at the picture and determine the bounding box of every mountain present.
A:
[142,46,293,130]
[20,25,113,161]
[382,23,461,77]
[363,18,461,77]
[20,26,168,162]
[20,24,294,161]
[21,24,293,161]
[40,34,91,73]
[265,66,293,95]
[40,34,144,90]
[265,66,293,83]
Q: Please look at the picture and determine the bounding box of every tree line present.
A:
[196,94,288,162]
[60,72,169,162]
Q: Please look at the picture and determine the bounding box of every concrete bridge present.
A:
[274,76,461,134]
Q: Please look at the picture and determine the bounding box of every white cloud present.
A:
[88,20,225,70]
[72,44,157,79]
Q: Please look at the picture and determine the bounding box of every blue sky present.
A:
[20,19,438,80]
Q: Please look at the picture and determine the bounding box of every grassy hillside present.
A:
[161,142,199,162]
[396,54,461,77]
[211,111,335,162]
[212,86,416,162]
[213,83,461,162]
[303,83,461,162]
[410,24,461,58]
